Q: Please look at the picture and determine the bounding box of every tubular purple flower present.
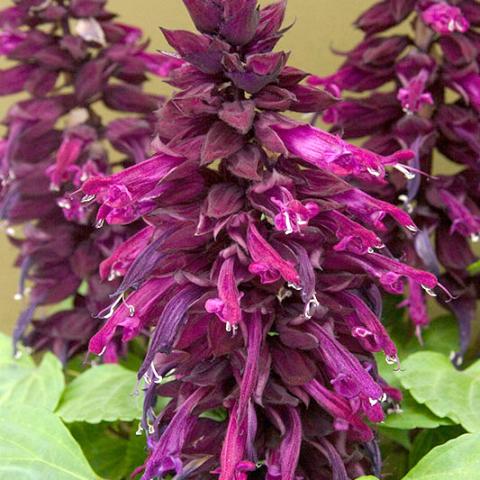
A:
[79,1,442,477]
[322,0,480,355]
[0,0,178,360]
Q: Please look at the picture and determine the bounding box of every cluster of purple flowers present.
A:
[80,1,444,478]
[313,0,480,361]
[0,0,178,361]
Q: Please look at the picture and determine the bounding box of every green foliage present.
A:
[398,351,480,432]
[402,433,480,479]
[56,364,143,423]
[408,426,465,469]
[69,422,147,480]
[382,391,454,430]
[0,405,100,480]
[0,335,149,479]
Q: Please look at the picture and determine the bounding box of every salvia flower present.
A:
[319,0,480,360]
[82,0,439,477]
[0,0,178,361]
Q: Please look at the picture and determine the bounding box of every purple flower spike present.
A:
[322,0,480,353]
[80,1,440,477]
[0,0,177,360]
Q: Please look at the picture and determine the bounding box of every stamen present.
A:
[277,287,293,302]
[450,351,463,366]
[283,212,293,235]
[367,167,381,177]
[98,293,124,319]
[97,346,107,357]
[148,424,155,434]
[108,269,121,281]
[14,350,23,360]
[95,218,105,229]
[394,163,416,180]
[369,397,378,406]
[287,282,302,290]
[151,363,163,384]
[385,355,398,366]
[81,193,96,203]
[421,285,437,297]
[143,372,152,385]
[225,321,232,333]
[135,424,144,436]
[304,294,319,319]
[57,198,71,210]
[471,233,479,243]
[406,224,418,233]
[13,292,23,301]
[367,247,374,254]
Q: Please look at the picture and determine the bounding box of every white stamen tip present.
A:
[95,219,105,229]
[135,424,143,436]
[81,194,96,203]
[304,294,319,319]
[97,346,107,357]
[471,233,479,243]
[14,293,23,301]
[151,363,163,384]
[406,224,418,233]
[385,355,398,365]
[422,285,437,297]
[367,167,381,177]
[394,163,416,180]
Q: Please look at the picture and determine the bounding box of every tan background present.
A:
[0,0,365,333]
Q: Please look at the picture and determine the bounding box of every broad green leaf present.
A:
[69,422,147,480]
[0,352,64,410]
[0,332,33,367]
[467,259,480,275]
[398,351,480,432]
[402,433,480,479]
[0,405,100,480]
[355,477,380,480]
[70,423,130,480]
[0,333,64,411]
[382,391,453,430]
[56,364,142,423]
[408,426,465,469]
[378,427,411,450]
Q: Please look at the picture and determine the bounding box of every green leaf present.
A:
[402,433,480,479]
[0,405,100,480]
[382,391,453,430]
[378,427,411,450]
[69,422,147,480]
[0,352,64,410]
[355,477,380,480]
[57,364,142,423]
[0,333,64,411]
[467,259,480,276]
[69,423,130,480]
[398,351,480,432]
[408,426,465,469]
